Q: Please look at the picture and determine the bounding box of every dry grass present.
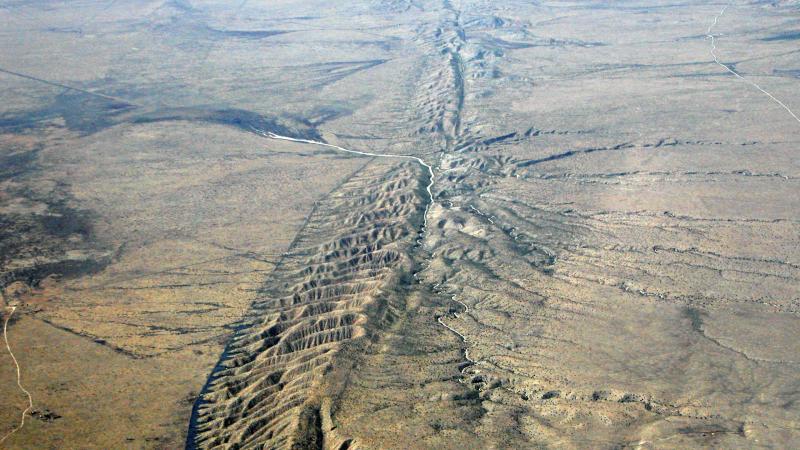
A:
[1,0,799,448]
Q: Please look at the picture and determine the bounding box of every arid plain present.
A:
[1,0,799,448]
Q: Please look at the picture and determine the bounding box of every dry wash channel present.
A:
[190,156,430,449]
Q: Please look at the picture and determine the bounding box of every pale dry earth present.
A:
[1,0,799,449]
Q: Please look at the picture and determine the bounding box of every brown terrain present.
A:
[1,0,799,449]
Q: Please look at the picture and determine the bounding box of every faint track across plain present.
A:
[254,130,435,230]
[0,306,33,447]
[706,4,800,125]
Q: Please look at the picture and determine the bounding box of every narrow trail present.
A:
[257,131,478,370]
[706,4,800,125]
[0,306,34,447]
[255,130,435,229]
[0,67,138,107]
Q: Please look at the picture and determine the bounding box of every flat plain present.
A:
[1,0,799,449]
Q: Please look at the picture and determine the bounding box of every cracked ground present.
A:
[1,0,799,448]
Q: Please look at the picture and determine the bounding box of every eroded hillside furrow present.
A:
[190,160,427,450]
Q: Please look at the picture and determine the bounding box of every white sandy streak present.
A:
[706,4,800,125]
[0,306,34,447]
[257,131,435,230]
[258,131,477,369]
[437,298,477,367]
